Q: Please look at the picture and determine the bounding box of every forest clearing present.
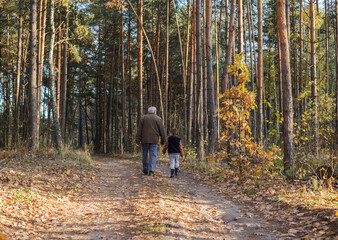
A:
[0,0,338,238]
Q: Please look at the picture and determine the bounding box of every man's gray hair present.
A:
[148,106,157,114]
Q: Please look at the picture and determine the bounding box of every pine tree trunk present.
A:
[196,0,205,159]
[128,13,133,152]
[206,0,217,154]
[203,0,208,140]
[121,12,126,153]
[310,0,318,157]
[165,0,169,129]
[29,0,39,150]
[137,0,143,125]
[299,0,303,118]
[37,0,47,132]
[277,0,294,178]
[57,3,62,118]
[60,5,69,140]
[335,0,338,147]
[95,29,102,152]
[221,0,236,92]
[188,0,195,146]
[13,0,23,147]
[48,0,63,150]
[237,0,243,54]
[325,0,329,93]
[257,0,264,142]
[173,0,187,143]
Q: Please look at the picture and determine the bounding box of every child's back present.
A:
[162,129,184,177]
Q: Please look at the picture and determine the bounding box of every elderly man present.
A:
[136,106,166,176]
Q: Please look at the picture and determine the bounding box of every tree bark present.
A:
[128,13,133,152]
[310,0,318,157]
[325,0,329,93]
[37,0,47,133]
[48,0,63,150]
[221,0,236,92]
[13,0,23,146]
[121,12,126,153]
[335,0,338,147]
[277,0,294,178]
[237,0,243,54]
[257,0,264,142]
[29,0,39,150]
[60,5,69,140]
[299,0,303,118]
[165,0,169,129]
[137,0,143,125]
[206,0,217,154]
[57,2,62,118]
[196,0,205,159]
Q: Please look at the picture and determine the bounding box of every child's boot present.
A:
[170,169,175,178]
[175,168,179,176]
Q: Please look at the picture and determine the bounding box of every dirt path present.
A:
[38,155,284,239]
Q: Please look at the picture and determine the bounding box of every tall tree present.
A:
[299,0,303,118]
[28,0,39,150]
[206,0,217,154]
[48,0,63,150]
[237,0,243,54]
[196,0,205,159]
[13,0,23,146]
[325,0,329,93]
[257,0,264,142]
[310,0,318,157]
[165,0,169,128]
[137,0,143,124]
[121,11,126,152]
[60,5,69,139]
[221,0,236,92]
[276,0,294,177]
[335,0,338,146]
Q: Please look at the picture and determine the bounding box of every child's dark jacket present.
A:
[162,136,184,157]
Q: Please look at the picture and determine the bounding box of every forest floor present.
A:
[0,151,337,239]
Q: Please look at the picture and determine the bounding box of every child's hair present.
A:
[170,128,177,135]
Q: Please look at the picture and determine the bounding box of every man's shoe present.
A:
[148,171,155,176]
[170,169,175,178]
[143,170,148,175]
[175,168,179,176]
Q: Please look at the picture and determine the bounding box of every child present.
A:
[162,128,184,178]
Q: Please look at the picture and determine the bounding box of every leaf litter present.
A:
[0,151,336,239]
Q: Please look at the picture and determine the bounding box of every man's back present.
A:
[136,113,166,145]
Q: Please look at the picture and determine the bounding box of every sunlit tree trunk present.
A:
[277,0,294,178]
[13,0,23,146]
[29,0,39,150]
[325,0,329,93]
[95,28,102,152]
[335,0,338,147]
[48,0,63,150]
[310,0,318,158]
[299,0,303,118]
[257,0,264,142]
[137,0,143,124]
[165,0,169,129]
[60,5,69,140]
[196,0,205,159]
[206,0,217,155]
[121,12,126,153]
[221,0,236,92]
[56,2,62,118]
[237,0,243,54]
[128,12,133,152]
[188,0,195,146]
